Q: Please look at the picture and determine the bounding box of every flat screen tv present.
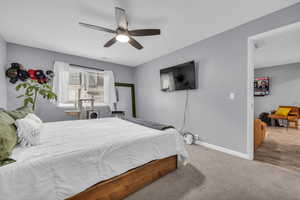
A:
[160,61,196,92]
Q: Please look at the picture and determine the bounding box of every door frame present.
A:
[246,37,255,160]
[115,82,136,117]
[246,21,300,160]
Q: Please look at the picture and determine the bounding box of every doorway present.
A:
[247,21,300,172]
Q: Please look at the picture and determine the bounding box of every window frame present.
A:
[57,66,105,108]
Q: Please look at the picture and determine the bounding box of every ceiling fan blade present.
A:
[115,7,128,30]
[79,22,116,34]
[104,37,117,48]
[128,37,143,50]
[129,29,161,36]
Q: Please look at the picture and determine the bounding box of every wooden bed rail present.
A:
[67,155,178,200]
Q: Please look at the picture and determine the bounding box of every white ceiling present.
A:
[253,22,300,68]
[0,0,299,67]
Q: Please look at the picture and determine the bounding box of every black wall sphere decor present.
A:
[6,63,54,84]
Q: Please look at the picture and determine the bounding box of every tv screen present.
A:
[160,61,196,92]
[254,77,270,96]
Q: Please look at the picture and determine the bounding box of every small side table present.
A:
[65,110,81,120]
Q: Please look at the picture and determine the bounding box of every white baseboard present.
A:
[195,141,251,160]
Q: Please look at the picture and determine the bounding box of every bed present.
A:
[0,117,188,200]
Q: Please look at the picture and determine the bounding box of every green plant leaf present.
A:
[39,90,45,96]
[25,86,34,96]
[24,97,34,107]
[16,94,25,98]
[26,92,34,97]
[16,84,22,91]
[45,84,52,89]
[27,86,34,91]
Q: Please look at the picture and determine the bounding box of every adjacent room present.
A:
[251,22,300,172]
[1,1,300,200]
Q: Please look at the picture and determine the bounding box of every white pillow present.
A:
[26,113,43,124]
[15,116,42,147]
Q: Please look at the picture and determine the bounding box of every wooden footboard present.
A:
[66,155,178,200]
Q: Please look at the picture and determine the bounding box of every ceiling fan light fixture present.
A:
[116,34,130,43]
[79,7,160,49]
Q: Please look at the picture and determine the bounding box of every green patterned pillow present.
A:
[0,111,15,125]
[5,106,33,120]
[0,121,17,167]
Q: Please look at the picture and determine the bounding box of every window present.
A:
[53,61,117,109]
[62,67,104,106]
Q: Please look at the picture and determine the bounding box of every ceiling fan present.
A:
[79,7,161,50]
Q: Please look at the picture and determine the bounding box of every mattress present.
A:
[0,117,188,200]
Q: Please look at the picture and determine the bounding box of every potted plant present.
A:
[16,80,57,111]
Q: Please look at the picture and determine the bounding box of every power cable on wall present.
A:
[180,89,189,132]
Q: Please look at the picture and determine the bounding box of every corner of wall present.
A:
[0,34,7,109]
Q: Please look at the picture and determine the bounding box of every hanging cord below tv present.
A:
[180,89,189,132]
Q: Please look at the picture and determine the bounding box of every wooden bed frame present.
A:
[66,155,177,200]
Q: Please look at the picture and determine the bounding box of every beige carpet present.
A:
[255,127,300,173]
[126,145,300,200]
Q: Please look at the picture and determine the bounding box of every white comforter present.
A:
[0,118,188,200]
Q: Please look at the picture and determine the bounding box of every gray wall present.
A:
[134,3,300,154]
[0,35,7,109]
[255,63,300,117]
[7,43,134,122]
